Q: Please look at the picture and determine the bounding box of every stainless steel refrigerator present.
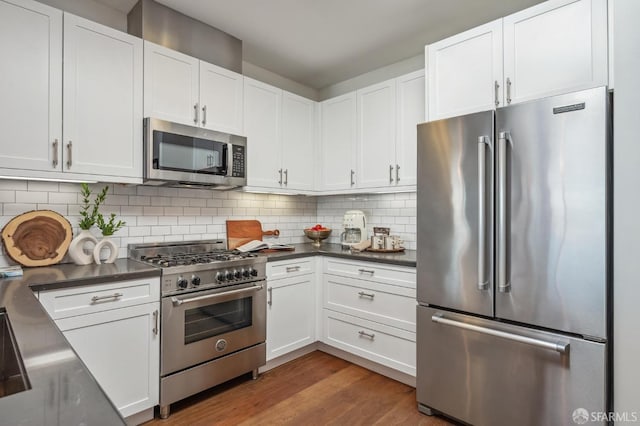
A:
[416,86,610,426]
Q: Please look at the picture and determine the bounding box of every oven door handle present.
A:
[171,284,264,306]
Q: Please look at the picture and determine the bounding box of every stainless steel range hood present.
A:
[127,0,242,74]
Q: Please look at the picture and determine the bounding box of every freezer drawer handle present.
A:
[497,131,511,293]
[431,313,569,354]
[477,135,491,291]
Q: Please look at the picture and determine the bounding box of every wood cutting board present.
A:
[226,220,280,250]
[1,210,72,267]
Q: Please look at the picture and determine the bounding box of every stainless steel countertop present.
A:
[260,243,417,267]
[0,259,160,425]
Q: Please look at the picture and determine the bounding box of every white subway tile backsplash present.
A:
[0,179,418,264]
[0,181,27,191]
[0,191,15,203]
[158,216,178,226]
[16,191,48,204]
[27,181,59,192]
[129,196,151,206]
[48,192,77,204]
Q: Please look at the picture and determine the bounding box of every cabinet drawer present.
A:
[39,277,160,320]
[267,258,314,280]
[324,275,416,332]
[323,310,415,376]
[323,258,415,288]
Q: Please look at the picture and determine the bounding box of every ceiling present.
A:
[98,0,544,90]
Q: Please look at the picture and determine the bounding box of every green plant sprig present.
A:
[96,213,126,237]
[78,183,109,230]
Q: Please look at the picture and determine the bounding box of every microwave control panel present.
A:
[232,145,245,177]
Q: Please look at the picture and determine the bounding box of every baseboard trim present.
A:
[125,407,154,426]
[260,341,415,388]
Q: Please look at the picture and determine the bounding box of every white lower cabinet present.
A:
[266,259,316,361]
[39,277,160,420]
[322,258,416,376]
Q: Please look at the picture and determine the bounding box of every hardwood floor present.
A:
[145,351,454,425]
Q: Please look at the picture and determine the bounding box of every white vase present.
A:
[93,237,118,264]
[68,230,98,265]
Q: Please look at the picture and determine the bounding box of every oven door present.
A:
[161,282,266,376]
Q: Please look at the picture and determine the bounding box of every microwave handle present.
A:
[226,143,233,177]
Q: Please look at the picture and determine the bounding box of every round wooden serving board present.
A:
[1,210,72,267]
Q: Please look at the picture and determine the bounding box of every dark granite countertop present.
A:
[261,243,416,267]
[0,259,159,425]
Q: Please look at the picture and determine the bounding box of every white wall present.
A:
[243,61,319,101]
[37,0,127,30]
[318,54,424,101]
[613,0,640,417]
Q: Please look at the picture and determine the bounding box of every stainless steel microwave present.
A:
[143,118,247,189]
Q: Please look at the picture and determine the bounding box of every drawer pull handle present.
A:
[358,291,375,299]
[358,330,375,340]
[91,292,123,304]
[286,266,301,273]
[358,269,375,275]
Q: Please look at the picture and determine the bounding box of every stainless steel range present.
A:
[129,240,267,419]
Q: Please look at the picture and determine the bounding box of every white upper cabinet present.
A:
[63,13,143,178]
[427,19,503,120]
[321,70,424,192]
[0,0,62,173]
[143,42,199,126]
[199,61,244,134]
[427,0,609,120]
[357,79,397,189]
[503,0,608,105]
[281,91,315,191]
[144,41,244,135]
[395,70,425,187]
[244,77,315,191]
[320,92,357,191]
[244,77,282,188]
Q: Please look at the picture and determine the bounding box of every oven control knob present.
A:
[177,276,188,289]
[233,269,242,279]
[250,268,258,276]
[242,268,250,277]
[216,272,225,282]
[225,270,234,281]
[191,275,201,286]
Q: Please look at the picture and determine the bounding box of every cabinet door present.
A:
[199,61,244,134]
[143,41,199,126]
[357,79,397,189]
[56,302,160,418]
[503,0,608,104]
[395,70,425,187]
[281,91,315,191]
[267,275,315,360]
[0,0,62,172]
[427,19,503,120]
[63,13,143,178]
[320,92,357,190]
[244,77,282,188]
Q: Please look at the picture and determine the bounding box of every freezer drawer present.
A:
[417,306,606,426]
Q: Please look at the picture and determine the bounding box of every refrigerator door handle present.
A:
[477,136,491,291]
[431,313,570,354]
[498,131,511,293]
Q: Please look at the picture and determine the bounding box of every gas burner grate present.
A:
[139,250,258,267]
